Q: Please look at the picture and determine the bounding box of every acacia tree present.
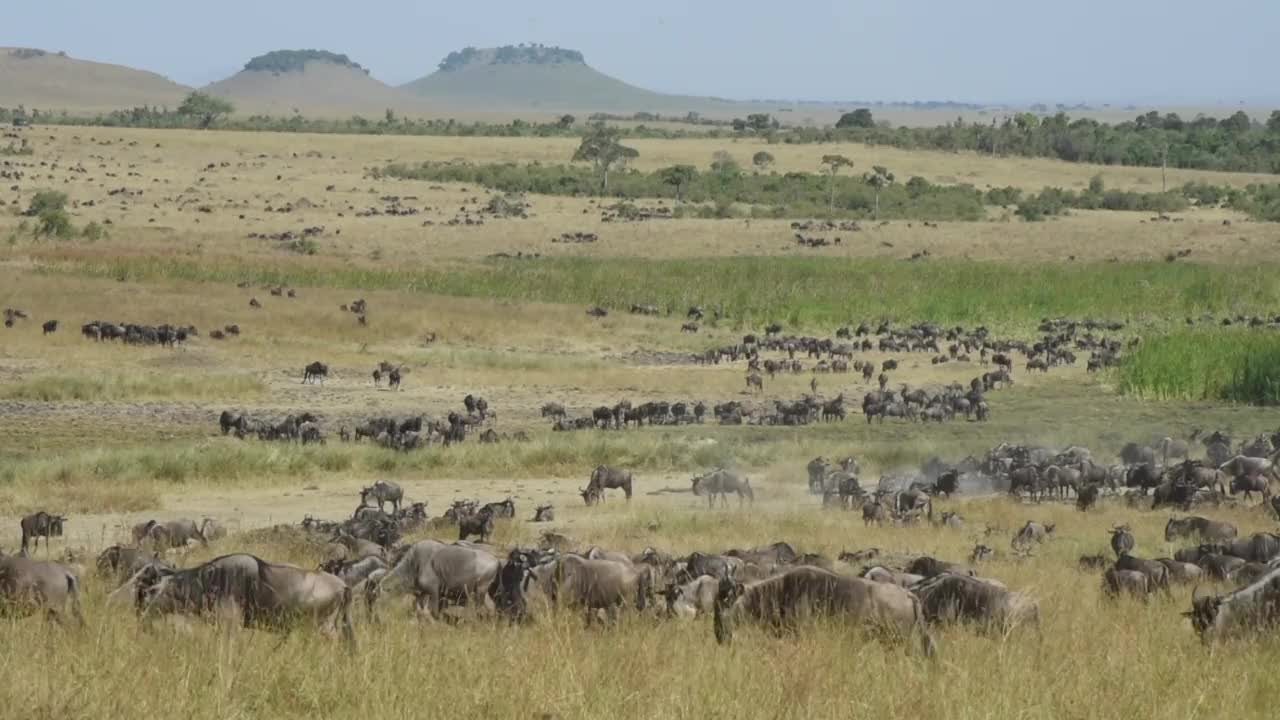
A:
[572,122,638,192]
[659,164,696,202]
[864,165,895,220]
[177,92,234,129]
[820,154,853,214]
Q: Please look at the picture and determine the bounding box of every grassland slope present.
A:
[0,47,189,111]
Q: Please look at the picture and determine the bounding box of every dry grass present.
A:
[4,494,1280,719]
[2,124,1280,718]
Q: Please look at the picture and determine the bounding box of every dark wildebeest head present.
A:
[489,548,537,623]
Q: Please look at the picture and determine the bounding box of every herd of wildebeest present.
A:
[5,310,1280,654]
[5,424,1280,655]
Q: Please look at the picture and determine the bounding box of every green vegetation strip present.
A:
[56,256,1280,328]
[1117,331,1280,405]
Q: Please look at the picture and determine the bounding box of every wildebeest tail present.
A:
[340,585,356,654]
[636,567,652,612]
[67,573,86,627]
[913,596,936,658]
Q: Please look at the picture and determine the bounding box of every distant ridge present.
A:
[0,47,189,110]
[401,44,740,114]
[203,49,422,115]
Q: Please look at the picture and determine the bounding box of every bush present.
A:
[81,221,106,241]
[36,208,75,238]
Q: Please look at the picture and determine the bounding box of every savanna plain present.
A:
[2,124,1280,720]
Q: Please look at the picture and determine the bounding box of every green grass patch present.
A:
[55,255,1280,329]
[1117,330,1280,404]
[0,372,265,402]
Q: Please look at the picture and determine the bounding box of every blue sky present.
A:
[4,0,1274,104]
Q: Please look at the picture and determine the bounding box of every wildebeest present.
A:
[359,481,403,514]
[1164,516,1237,543]
[41,319,57,335]
[906,556,975,579]
[0,554,84,624]
[532,504,555,523]
[132,518,206,549]
[712,567,935,656]
[665,574,719,620]
[691,468,754,508]
[487,548,537,623]
[1103,568,1152,600]
[302,361,329,385]
[1199,533,1280,564]
[911,572,1039,633]
[19,511,65,554]
[545,555,651,625]
[588,465,634,501]
[458,508,495,543]
[1109,525,1135,558]
[1114,553,1171,593]
[135,553,353,649]
[370,539,499,622]
[1186,567,1280,643]
[96,545,165,580]
[1011,521,1055,550]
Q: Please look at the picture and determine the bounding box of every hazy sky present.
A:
[4,0,1274,104]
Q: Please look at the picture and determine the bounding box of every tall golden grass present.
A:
[3,497,1279,719]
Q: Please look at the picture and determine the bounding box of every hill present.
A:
[0,47,189,111]
[204,50,423,116]
[401,44,742,115]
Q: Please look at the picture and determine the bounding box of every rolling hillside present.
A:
[401,45,741,115]
[203,49,424,115]
[0,47,189,111]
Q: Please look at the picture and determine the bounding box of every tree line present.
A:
[5,95,1280,175]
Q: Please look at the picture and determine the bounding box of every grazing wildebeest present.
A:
[665,574,719,619]
[96,545,164,580]
[545,555,651,626]
[132,518,207,549]
[540,402,567,419]
[488,548,537,624]
[1109,525,1135,558]
[806,457,831,494]
[0,554,84,624]
[41,320,57,335]
[1103,568,1152,600]
[1155,558,1204,585]
[1076,483,1100,511]
[458,508,495,543]
[677,552,746,583]
[862,499,888,526]
[712,568,934,656]
[588,465,634,501]
[1186,567,1280,643]
[691,469,754,508]
[745,372,763,393]
[1011,521,1055,550]
[19,511,65,554]
[318,556,389,592]
[302,361,329,384]
[1201,533,1280,564]
[135,554,354,649]
[906,556,975,579]
[1220,455,1278,493]
[369,540,498,622]
[911,573,1039,633]
[360,480,403,514]
[1164,516,1237,543]
[1114,553,1171,593]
